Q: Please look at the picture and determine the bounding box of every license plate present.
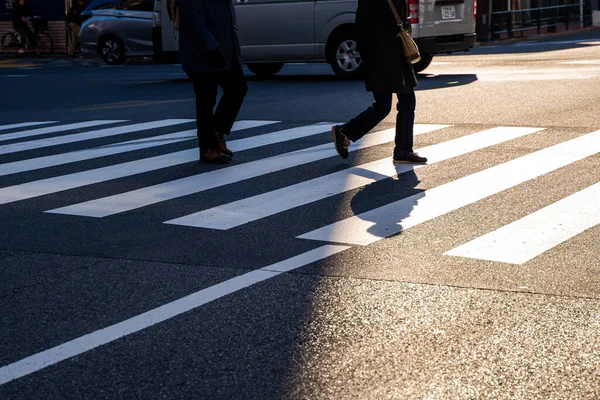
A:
[441,5,456,20]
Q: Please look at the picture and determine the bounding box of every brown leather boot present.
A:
[199,148,232,164]
[215,132,233,157]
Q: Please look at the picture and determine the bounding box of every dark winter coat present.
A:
[355,0,418,94]
[176,0,243,74]
[12,2,32,28]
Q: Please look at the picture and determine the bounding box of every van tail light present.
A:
[409,0,419,24]
[474,0,477,19]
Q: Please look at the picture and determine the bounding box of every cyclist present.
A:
[66,0,86,57]
[11,0,36,54]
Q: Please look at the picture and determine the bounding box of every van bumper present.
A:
[415,33,476,55]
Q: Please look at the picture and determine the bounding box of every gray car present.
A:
[80,0,154,65]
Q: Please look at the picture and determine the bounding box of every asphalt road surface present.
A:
[1,31,600,398]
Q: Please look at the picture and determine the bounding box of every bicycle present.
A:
[1,16,54,58]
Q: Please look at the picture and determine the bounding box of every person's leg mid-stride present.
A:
[176,0,247,165]
[68,22,81,56]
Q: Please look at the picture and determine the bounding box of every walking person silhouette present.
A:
[332,0,427,164]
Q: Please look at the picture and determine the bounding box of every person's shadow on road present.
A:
[349,165,425,242]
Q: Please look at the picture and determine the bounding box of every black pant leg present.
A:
[190,72,219,149]
[15,25,35,47]
[394,89,417,154]
[341,92,392,142]
[214,68,248,135]
[24,25,36,46]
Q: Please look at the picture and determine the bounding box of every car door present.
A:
[234,0,315,62]
[154,0,179,52]
[117,0,154,54]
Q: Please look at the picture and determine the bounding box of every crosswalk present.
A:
[1,119,599,266]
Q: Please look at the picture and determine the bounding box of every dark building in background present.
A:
[1,0,68,21]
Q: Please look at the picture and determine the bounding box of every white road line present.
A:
[0,122,56,132]
[559,60,600,65]
[0,244,349,386]
[0,120,125,143]
[298,130,600,245]
[47,124,447,217]
[0,121,278,177]
[514,39,599,47]
[445,182,600,265]
[0,120,193,156]
[166,127,542,230]
[0,123,332,205]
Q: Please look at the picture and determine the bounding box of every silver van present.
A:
[152,0,476,76]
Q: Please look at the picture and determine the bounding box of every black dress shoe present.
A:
[200,148,232,164]
[393,151,427,164]
[332,125,350,159]
[215,132,233,157]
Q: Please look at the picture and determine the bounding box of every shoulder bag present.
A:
[385,0,421,64]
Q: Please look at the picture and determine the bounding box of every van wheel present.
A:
[327,28,363,78]
[413,53,433,73]
[100,35,126,65]
[247,63,284,77]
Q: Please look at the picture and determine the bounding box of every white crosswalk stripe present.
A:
[0,121,57,132]
[1,119,599,265]
[0,119,193,155]
[444,181,600,265]
[0,121,125,143]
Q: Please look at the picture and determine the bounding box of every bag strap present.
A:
[385,0,405,28]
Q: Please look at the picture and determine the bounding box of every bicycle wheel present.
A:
[1,31,22,57]
[35,32,53,58]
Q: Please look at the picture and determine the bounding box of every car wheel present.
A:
[412,53,433,74]
[247,63,284,77]
[100,35,126,65]
[327,27,363,78]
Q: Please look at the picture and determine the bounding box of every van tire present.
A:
[327,27,364,78]
[99,35,126,65]
[247,63,284,77]
[413,53,433,73]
